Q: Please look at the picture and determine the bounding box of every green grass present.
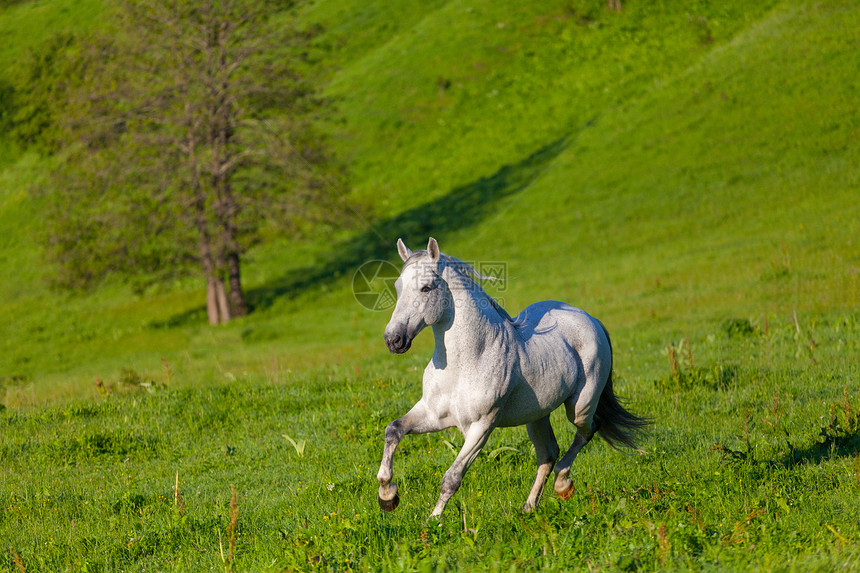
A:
[0,0,106,167]
[309,0,783,215]
[0,0,104,81]
[1,0,860,569]
[2,315,859,570]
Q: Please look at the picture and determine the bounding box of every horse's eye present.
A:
[421,285,432,293]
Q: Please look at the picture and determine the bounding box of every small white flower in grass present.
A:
[326,483,335,491]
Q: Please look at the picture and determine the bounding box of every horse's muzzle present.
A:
[385,333,412,354]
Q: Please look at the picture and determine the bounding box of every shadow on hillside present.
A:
[247,132,574,313]
[154,126,583,328]
[247,132,570,310]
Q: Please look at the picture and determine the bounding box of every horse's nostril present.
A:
[385,332,405,352]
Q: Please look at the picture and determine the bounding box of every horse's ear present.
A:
[397,238,413,262]
[427,237,440,262]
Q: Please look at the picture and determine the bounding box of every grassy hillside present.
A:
[6,0,854,403]
[306,0,783,215]
[485,0,860,320]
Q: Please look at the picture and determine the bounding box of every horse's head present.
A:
[384,237,454,354]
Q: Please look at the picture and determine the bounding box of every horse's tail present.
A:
[594,323,650,451]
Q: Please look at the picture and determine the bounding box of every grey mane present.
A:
[403,250,521,327]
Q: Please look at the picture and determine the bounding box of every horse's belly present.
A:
[495,342,582,427]
[495,379,573,427]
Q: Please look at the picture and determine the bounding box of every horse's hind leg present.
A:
[553,400,597,500]
[522,415,559,512]
[553,427,594,499]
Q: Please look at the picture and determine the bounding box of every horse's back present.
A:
[516,301,608,362]
[498,301,611,427]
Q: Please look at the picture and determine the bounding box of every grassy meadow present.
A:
[1,0,859,570]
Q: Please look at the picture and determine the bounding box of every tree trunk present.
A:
[205,275,231,324]
[226,251,247,316]
[200,247,225,325]
[205,278,219,325]
[215,274,231,322]
[179,86,229,325]
[194,188,221,325]
[208,17,248,319]
[194,183,225,324]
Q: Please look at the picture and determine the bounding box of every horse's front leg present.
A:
[430,420,495,518]
[377,400,446,511]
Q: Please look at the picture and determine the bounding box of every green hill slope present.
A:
[0,0,858,404]
[307,0,782,215]
[470,0,860,323]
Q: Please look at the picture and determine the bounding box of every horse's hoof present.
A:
[557,483,575,500]
[379,494,400,512]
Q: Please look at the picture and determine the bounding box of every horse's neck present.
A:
[431,270,510,368]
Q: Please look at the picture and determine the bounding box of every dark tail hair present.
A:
[595,323,651,451]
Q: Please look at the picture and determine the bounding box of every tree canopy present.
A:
[40,0,347,323]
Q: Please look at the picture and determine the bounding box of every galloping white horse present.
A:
[377,237,648,518]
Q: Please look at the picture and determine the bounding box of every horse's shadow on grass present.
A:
[155,128,583,328]
[712,414,860,470]
[780,428,860,468]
